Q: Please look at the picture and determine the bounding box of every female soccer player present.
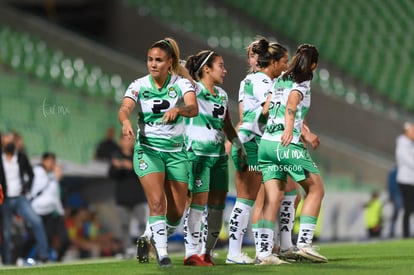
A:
[258,44,328,264]
[118,37,198,268]
[226,38,288,264]
[183,50,246,266]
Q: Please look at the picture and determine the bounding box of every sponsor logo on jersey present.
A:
[168,87,177,98]
[276,85,284,93]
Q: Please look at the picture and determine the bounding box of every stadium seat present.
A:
[0,23,124,163]
[124,0,256,54]
[222,0,414,112]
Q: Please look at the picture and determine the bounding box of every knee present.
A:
[307,176,325,199]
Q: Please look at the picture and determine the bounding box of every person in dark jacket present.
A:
[0,132,48,265]
[95,127,120,162]
[109,134,148,255]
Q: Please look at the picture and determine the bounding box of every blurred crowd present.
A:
[0,128,148,266]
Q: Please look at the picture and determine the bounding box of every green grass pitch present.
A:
[2,239,414,275]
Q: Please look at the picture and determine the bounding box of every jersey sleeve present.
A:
[253,76,273,105]
[194,82,203,96]
[291,80,310,100]
[177,77,196,96]
[124,80,140,102]
[238,80,244,102]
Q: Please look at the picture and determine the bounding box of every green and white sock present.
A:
[183,204,205,258]
[279,190,297,251]
[256,220,274,259]
[252,223,262,258]
[149,215,168,257]
[227,198,254,257]
[296,215,317,247]
[166,217,181,238]
[201,205,224,256]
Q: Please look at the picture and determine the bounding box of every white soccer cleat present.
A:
[226,252,255,264]
[255,254,290,265]
[279,246,299,261]
[294,244,328,263]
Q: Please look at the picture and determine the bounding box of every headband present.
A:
[197,51,214,73]
[161,39,172,48]
[154,39,173,52]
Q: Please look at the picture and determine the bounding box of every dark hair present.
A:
[245,38,261,73]
[42,152,56,160]
[150,37,181,74]
[282,44,319,83]
[251,38,287,68]
[185,50,220,80]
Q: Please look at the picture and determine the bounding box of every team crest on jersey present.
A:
[133,90,139,97]
[195,177,203,188]
[168,87,177,98]
[138,159,148,170]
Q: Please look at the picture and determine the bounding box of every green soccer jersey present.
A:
[262,76,311,144]
[124,74,194,152]
[185,82,229,157]
[238,72,273,143]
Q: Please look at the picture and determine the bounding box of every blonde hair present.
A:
[150,37,181,74]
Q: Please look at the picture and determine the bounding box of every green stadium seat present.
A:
[125,0,256,55]
[221,0,413,112]
[0,23,129,164]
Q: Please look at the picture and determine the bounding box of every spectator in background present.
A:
[109,134,148,257]
[12,130,26,154]
[64,193,123,259]
[364,191,383,238]
[0,132,48,265]
[94,127,119,162]
[65,204,101,258]
[395,122,414,238]
[387,167,402,238]
[26,152,70,262]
